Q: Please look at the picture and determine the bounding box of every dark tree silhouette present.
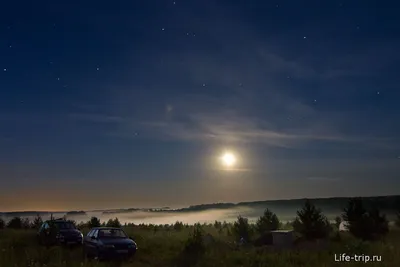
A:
[22,218,31,229]
[32,214,43,229]
[173,221,184,231]
[67,219,77,227]
[342,197,388,240]
[293,199,331,240]
[183,223,205,254]
[232,215,252,242]
[397,210,400,228]
[0,218,5,229]
[255,208,280,234]
[6,217,23,229]
[335,216,342,228]
[214,220,222,229]
[88,216,101,228]
[106,218,121,228]
[396,200,400,228]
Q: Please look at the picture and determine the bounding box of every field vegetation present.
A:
[1,198,400,267]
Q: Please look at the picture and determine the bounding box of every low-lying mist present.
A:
[1,206,348,225]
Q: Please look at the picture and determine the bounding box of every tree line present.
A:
[1,197,399,242]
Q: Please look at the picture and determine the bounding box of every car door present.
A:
[41,222,50,244]
[37,222,46,243]
[91,229,99,254]
[84,230,93,253]
[86,229,99,255]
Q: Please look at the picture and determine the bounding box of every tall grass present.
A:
[1,223,400,266]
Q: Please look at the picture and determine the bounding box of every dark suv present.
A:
[37,219,83,246]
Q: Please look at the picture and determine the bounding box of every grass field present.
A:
[0,223,399,267]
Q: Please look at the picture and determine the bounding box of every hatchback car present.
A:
[37,219,83,246]
[83,227,137,260]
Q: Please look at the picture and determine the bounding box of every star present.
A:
[186,32,189,36]
[3,68,7,72]
[57,77,60,81]
[96,67,100,71]
[202,83,206,87]
[303,36,307,39]
[9,45,12,48]
[161,28,165,31]
[314,99,317,102]
[377,91,380,95]
[173,1,176,4]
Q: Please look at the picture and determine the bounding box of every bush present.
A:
[294,199,331,240]
[32,214,43,229]
[7,217,23,229]
[342,197,388,241]
[255,208,280,234]
[106,218,121,228]
[0,218,5,229]
[232,215,252,242]
[396,211,400,228]
[88,216,101,228]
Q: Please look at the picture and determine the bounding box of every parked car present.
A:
[83,227,138,260]
[37,219,83,246]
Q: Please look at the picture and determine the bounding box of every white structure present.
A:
[339,221,349,231]
[271,230,294,247]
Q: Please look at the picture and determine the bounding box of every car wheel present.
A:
[83,247,90,259]
[94,248,101,261]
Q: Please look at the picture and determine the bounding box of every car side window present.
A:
[39,223,45,231]
[44,223,50,229]
[87,230,93,237]
[92,230,99,238]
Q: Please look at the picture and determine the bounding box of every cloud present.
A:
[65,1,399,150]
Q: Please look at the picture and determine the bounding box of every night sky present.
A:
[1,0,400,211]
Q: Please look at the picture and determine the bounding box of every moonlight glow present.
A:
[220,152,237,167]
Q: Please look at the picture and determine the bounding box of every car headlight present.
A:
[128,242,137,249]
[56,233,64,239]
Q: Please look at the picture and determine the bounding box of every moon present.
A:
[220,152,237,167]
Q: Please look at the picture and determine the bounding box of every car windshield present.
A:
[98,229,127,238]
[55,222,76,229]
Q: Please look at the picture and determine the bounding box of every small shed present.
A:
[271,230,294,248]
